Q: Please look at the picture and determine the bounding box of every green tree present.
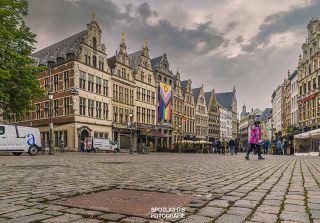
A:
[0,0,44,119]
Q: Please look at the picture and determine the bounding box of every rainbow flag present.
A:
[158,82,172,122]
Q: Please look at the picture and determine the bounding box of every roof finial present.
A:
[177,66,180,74]
[91,10,96,22]
[287,69,290,77]
[144,38,148,48]
[121,32,125,44]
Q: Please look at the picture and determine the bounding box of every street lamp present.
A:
[178,123,182,154]
[48,90,54,155]
[129,112,133,154]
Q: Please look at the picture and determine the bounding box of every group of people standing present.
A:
[213,138,239,155]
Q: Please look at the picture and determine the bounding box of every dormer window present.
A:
[66,53,74,61]
[56,57,64,64]
[93,37,97,50]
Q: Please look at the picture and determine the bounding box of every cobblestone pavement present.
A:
[0,153,320,223]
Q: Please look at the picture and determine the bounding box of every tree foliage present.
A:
[0,0,45,118]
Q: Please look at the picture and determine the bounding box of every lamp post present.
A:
[129,112,133,154]
[48,90,54,155]
[178,123,182,154]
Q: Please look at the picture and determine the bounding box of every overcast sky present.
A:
[26,0,319,113]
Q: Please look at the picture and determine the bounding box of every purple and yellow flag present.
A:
[158,82,172,122]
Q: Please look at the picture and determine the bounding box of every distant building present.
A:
[181,80,196,139]
[289,70,298,127]
[272,85,283,134]
[204,89,220,142]
[259,108,272,141]
[193,85,208,140]
[282,71,292,131]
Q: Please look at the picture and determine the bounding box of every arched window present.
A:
[93,55,97,68]
[93,37,97,50]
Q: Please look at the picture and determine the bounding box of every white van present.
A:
[0,125,42,156]
[92,138,120,153]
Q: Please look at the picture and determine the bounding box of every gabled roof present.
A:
[32,30,87,64]
[181,80,188,95]
[288,70,297,81]
[216,92,233,110]
[192,88,201,104]
[150,56,162,70]
[259,108,272,122]
[129,50,143,70]
[107,56,117,69]
[204,92,212,107]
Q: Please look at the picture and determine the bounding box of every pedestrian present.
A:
[276,138,283,155]
[60,133,64,153]
[234,138,239,155]
[283,138,288,155]
[245,121,265,160]
[80,139,85,153]
[216,139,222,154]
[41,137,46,155]
[228,138,236,155]
[222,138,226,154]
[263,139,270,154]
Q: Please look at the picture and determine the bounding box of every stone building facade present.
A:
[193,85,208,140]
[282,71,292,131]
[6,15,113,151]
[107,33,135,150]
[297,17,320,131]
[173,69,185,145]
[181,80,196,139]
[129,39,158,151]
[289,70,298,127]
[204,89,220,142]
[272,85,283,134]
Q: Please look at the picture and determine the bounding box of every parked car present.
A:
[0,125,42,156]
[91,138,120,153]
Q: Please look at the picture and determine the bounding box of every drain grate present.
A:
[53,189,193,217]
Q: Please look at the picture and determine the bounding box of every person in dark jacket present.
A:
[229,138,236,155]
[216,139,222,154]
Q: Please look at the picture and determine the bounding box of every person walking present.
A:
[263,139,270,154]
[222,138,226,154]
[234,138,239,155]
[60,133,64,153]
[80,139,85,153]
[245,121,265,160]
[216,139,222,154]
[276,138,283,155]
[229,138,236,155]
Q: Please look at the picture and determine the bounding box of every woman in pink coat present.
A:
[245,121,265,160]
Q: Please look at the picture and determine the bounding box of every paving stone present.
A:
[227,207,252,216]
[216,214,247,223]
[2,208,43,218]
[233,200,258,209]
[309,203,320,210]
[0,205,27,215]
[310,210,320,220]
[251,211,277,223]
[70,219,102,223]
[284,204,306,212]
[42,214,83,223]
[1,214,51,223]
[41,210,64,216]
[284,199,305,206]
[207,199,230,208]
[178,215,212,223]
[262,199,282,206]
[198,206,224,218]
[256,205,280,214]
[98,213,126,221]
[280,211,309,223]
[121,217,148,223]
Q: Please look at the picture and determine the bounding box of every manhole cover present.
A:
[53,189,193,217]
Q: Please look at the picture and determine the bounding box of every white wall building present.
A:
[289,70,298,127]
[219,106,232,140]
[272,85,283,133]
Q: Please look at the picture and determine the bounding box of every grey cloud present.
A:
[235,35,244,43]
[225,21,239,32]
[136,2,158,21]
[243,0,320,52]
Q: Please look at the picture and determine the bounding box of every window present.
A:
[113,84,118,101]
[142,108,146,123]
[67,53,74,60]
[103,80,108,96]
[93,37,97,50]
[35,104,40,119]
[54,100,59,117]
[121,68,126,79]
[163,77,167,83]
[141,71,145,81]
[96,77,102,94]
[103,103,108,119]
[79,71,86,90]
[64,97,70,115]
[152,110,155,124]
[137,87,141,101]
[57,57,64,64]
[147,90,150,103]
[44,77,49,89]
[85,55,91,65]
[152,92,155,104]
[0,126,5,135]
[44,102,49,118]
[137,107,141,122]
[119,86,123,102]
[148,74,151,84]
[113,107,118,122]
[93,55,97,68]
[54,131,68,147]
[96,101,102,118]
[313,78,317,90]
[130,90,134,105]
[88,99,94,117]
[142,89,146,102]
[147,109,150,123]
[158,75,161,81]
[308,81,311,92]
[63,71,69,89]
[53,74,59,91]
[80,97,86,116]
[99,61,104,71]
[88,74,94,92]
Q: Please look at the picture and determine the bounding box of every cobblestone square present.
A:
[0,153,320,223]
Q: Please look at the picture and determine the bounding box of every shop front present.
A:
[294,128,320,156]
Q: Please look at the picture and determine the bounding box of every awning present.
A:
[140,129,165,137]
[300,93,317,102]
[294,128,320,139]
